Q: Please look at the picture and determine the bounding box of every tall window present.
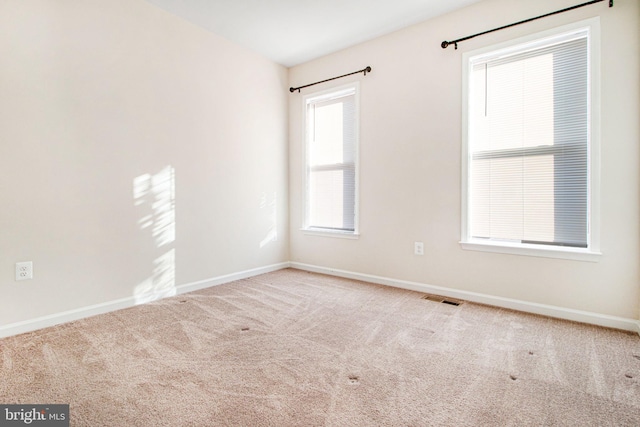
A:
[462,20,600,260]
[304,84,359,235]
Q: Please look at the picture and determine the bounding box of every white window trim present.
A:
[301,228,361,239]
[460,18,601,262]
[301,82,360,238]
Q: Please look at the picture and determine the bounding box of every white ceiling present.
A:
[144,0,484,67]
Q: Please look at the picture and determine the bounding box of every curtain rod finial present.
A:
[441,41,450,49]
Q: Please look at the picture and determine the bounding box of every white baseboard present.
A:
[0,262,291,339]
[175,262,291,295]
[2,261,637,338]
[290,262,640,334]
[0,296,136,340]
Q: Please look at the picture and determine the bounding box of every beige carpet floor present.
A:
[1,268,639,426]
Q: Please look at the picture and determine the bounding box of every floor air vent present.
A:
[421,294,462,306]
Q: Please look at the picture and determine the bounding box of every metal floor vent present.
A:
[421,294,462,306]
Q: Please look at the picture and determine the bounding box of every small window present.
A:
[461,20,600,261]
[303,84,359,236]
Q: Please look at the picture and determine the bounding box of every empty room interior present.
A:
[1,0,639,425]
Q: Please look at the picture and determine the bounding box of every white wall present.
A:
[0,0,289,326]
[289,0,640,320]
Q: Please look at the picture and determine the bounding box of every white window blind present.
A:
[467,29,590,248]
[305,86,357,233]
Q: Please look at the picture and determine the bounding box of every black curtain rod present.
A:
[441,0,613,50]
[289,66,372,93]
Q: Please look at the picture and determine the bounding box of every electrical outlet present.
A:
[414,242,424,256]
[16,261,33,281]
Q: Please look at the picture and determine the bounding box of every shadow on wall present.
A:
[132,166,176,304]
[260,191,278,248]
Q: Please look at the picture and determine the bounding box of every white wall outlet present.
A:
[414,242,424,256]
[16,261,33,281]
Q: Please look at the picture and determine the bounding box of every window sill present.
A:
[301,228,360,240]
[460,240,601,262]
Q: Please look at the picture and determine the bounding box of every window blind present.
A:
[306,88,357,231]
[468,30,589,248]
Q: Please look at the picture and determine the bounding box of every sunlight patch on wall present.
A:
[259,191,278,248]
[133,167,176,247]
[133,166,176,304]
[134,249,176,305]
